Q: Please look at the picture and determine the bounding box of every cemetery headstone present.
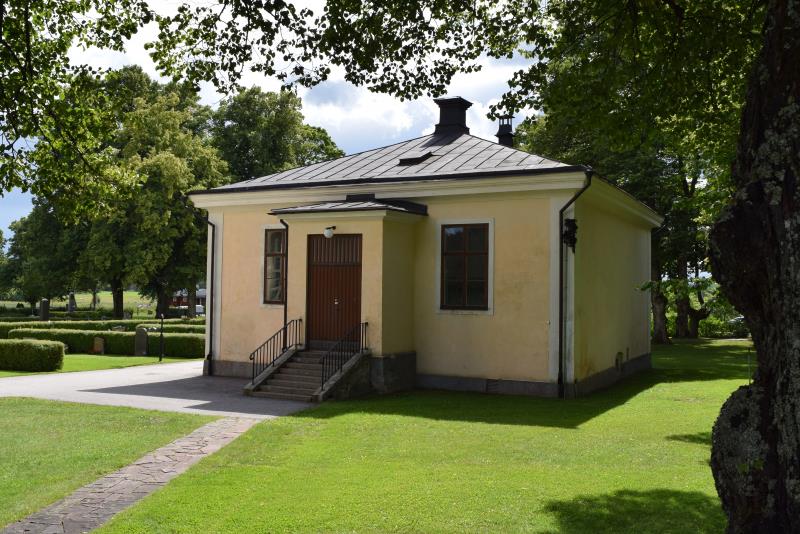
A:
[134,327,148,356]
[39,299,49,321]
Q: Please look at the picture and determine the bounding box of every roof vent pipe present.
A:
[496,116,514,147]
[433,96,472,135]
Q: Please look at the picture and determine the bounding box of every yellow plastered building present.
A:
[189,97,662,400]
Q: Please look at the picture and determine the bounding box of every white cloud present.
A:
[66,3,533,154]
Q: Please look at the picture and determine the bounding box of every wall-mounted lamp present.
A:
[323,226,336,239]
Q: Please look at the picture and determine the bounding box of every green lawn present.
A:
[100,339,750,533]
[0,354,201,378]
[0,398,212,527]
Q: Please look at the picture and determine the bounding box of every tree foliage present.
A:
[0,200,87,306]
[211,87,343,183]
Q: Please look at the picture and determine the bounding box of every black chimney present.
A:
[433,96,472,135]
[496,116,514,147]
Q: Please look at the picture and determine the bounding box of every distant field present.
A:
[1,291,155,316]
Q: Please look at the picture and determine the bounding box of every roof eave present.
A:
[188,165,588,198]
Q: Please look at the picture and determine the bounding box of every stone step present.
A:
[284,361,322,371]
[277,367,322,378]
[250,390,314,402]
[293,355,324,364]
[259,384,317,396]
[268,377,321,390]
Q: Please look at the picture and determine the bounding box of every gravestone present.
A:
[134,327,148,356]
[39,299,49,321]
[93,337,105,355]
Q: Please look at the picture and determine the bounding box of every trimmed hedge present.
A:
[146,333,205,358]
[0,316,39,323]
[136,324,205,334]
[0,318,205,338]
[0,339,65,372]
[7,328,204,358]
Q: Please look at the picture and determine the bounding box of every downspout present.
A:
[557,170,593,398]
[280,219,289,348]
[205,218,216,376]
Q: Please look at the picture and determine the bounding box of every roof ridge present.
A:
[236,133,437,185]
[463,133,574,168]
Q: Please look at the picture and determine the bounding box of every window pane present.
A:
[443,226,464,251]
[467,225,487,252]
[266,276,283,302]
[443,255,465,281]
[267,230,285,253]
[267,256,283,277]
[444,281,464,306]
[467,281,487,307]
[467,255,487,281]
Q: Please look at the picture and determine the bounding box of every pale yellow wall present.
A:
[219,208,286,362]
[219,210,387,362]
[572,192,652,380]
[284,217,385,355]
[381,219,416,354]
[412,193,553,382]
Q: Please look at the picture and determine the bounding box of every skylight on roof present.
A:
[398,150,433,165]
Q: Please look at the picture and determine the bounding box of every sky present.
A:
[0,3,534,245]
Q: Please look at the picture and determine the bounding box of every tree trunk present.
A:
[111,280,124,319]
[687,306,710,339]
[674,295,691,338]
[155,285,170,318]
[90,287,98,310]
[651,291,670,344]
[674,260,691,338]
[187,287,197,318]
[708,1,800,530]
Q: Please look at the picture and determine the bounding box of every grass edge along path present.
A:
[0,398,214,527]
[99,339,750,533]
[0,354,201,378]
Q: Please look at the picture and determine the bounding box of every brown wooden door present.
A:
[307,234,362,347]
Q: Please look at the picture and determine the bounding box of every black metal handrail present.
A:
[320,322,368,387]
[250,318,303,381]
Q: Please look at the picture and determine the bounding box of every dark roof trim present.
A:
[270,199,428,217]
[189,164,588,196]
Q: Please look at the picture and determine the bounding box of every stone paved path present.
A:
[3,417,258,534]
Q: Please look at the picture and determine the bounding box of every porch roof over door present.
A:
[270,198,428,216]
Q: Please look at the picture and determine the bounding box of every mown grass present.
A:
[0,354,201,378]
[100,339,750,533]
[0,398,212,527]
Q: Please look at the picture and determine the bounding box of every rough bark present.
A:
[652,291,671,344]
[687,306,710,339]
[155,285,170,318]
[110,279,124,319]
[674,260,691,338]
[187,287,197,319]
[708,0,800,530]
[674,295,691,338]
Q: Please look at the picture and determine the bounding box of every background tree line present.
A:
[0,0,797,527]
[0,66,343,318]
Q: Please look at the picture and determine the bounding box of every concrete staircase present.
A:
[249,351,325,402]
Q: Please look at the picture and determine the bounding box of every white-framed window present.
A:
[263,227,287,304]
[436,218,494,315]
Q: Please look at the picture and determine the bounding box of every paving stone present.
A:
[2,417,257,534]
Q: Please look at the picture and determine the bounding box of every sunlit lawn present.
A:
[100,339,750,533]
[0,398,211,527]
[0,354,200,378]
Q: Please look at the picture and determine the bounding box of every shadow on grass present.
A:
[542,489,725,533]
[667,431,712,446]
[295,340,753,429]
